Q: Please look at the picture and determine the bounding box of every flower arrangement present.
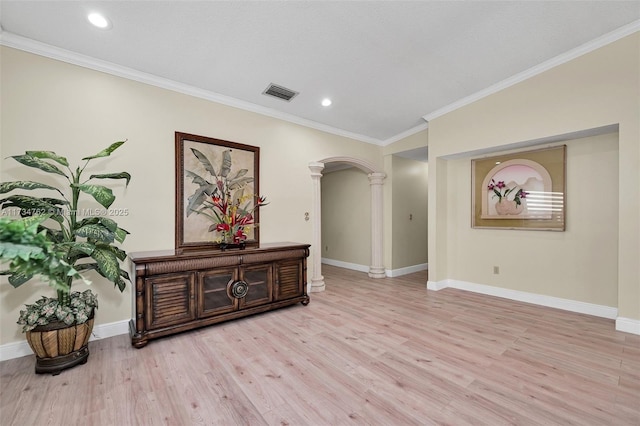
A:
[186,148,268,245]
[207,192,268,244]
[488,178,528,206]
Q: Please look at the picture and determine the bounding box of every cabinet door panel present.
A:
[240,264,272,308]
[199,267,237,317]
[146,272,195,329]
[275,261,302,300]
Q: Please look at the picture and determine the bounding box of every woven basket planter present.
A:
[25,314,94,375]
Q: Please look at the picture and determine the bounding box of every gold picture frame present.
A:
[471,145,566,231]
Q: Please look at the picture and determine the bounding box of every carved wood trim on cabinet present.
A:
[129,243,310,348]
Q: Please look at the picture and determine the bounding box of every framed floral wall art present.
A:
[471,145,566,231]
[175,132,263,251]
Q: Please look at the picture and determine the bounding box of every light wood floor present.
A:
[1,265,638,425]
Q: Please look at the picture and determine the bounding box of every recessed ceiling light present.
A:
[88,13,111,29]
[321,98,332,107]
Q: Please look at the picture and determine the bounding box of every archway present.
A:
[308,157,386,292]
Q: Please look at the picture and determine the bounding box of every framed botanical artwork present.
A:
[471,145,566,231]
[175,132,261,251]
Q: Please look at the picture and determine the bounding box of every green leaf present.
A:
[185,170,210,187]
[186,185,215,217]
[15,214,51,230]
[8,271,34,288]
[120,269,131,281]
[95,244,127,261]
[228,177,254,191]
[0,242,45,261]
[25,151,69,166]
[74,224,115,243]
[91,247,120,283]
[75,263,99,272]
[10,155,68,177]
[95,217,118,233]
[227,168,248,181]
[76,184,115,208]
[68,242,96,258]
[114,227,129,244]
[114,276,126,292]
[89,172,131,187]
[220,150,232,177]
[82,141,126,160]
[41,198,69,206]
[0,195,64,222]
[0,181,63,195]
[189,148,217,177]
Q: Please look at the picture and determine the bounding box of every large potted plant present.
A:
[0,141,131,374]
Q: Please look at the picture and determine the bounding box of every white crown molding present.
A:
[0,319,129,362]
[0,31,384,147]
[2,20,637,149]
[382,122,429,146]
[422,19,640,123]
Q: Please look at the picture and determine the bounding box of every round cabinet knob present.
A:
[229,280,249,299]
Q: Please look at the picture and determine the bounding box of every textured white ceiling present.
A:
[1,1,639,145]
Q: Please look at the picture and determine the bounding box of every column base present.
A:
[310,276,325,292]
[368,267,386,279]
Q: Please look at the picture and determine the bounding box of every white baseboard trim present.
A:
[427,278,622,322]
[616,317,640,335]
[386,263,428,278]
[321,258,428,278]
[427,279,448,291]
[321,258,369,273]
[0,319,130,362]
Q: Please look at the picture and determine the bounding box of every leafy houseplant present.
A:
[0,141,131,373]
[186,148,267,248]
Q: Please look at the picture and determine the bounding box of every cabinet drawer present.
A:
[146,272,195,329]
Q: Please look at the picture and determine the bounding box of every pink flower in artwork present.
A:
[488,179,527,205]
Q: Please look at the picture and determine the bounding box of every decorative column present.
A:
[308,162,325,292]
[368,172,386,278]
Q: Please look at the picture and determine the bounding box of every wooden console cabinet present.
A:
[128,242,310,348]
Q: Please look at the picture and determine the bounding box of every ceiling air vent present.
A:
[262,83,299,102]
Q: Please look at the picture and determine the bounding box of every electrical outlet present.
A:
[325,245,328,251]
[493,266,499,274]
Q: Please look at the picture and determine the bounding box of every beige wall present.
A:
[445,135,618,305]
[321,168,371,267]
[0,46,382,345]
[428,33,639,319]
[383,129,428,155]
[320,156,428,271]
[390,155,428,269]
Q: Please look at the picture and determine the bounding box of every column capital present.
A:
[368,172,386,186]
[309,162,325,178]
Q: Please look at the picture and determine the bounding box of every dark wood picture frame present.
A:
[175,132,260,251]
